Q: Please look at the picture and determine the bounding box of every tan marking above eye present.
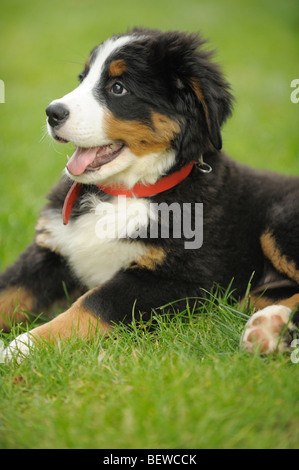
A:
[85,55,92,70]
[109,59,127,77]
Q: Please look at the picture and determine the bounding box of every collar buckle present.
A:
[196,155,212,174]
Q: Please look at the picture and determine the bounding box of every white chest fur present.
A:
[36,194,151,289]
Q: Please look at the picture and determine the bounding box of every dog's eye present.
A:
[110,82,128,96]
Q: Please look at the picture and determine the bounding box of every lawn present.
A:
[0,0,299,450]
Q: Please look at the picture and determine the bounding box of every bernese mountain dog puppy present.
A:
[2,28,299,362]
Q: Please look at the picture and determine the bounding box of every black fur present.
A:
[1,28,299,343]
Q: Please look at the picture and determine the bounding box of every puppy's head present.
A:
[46,28,233,187]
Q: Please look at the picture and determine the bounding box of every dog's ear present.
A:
[189,76,230,150]
[168,33,234,151]
[188,52,234,151]
[149,31,234,151]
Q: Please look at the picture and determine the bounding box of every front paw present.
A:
[3,332,34,364]
[241,305,293,354]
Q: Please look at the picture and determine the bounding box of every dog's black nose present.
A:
[46,103,70,128]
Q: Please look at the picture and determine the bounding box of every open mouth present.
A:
[66,142,125,176]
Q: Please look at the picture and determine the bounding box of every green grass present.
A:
[1,293,299,449]
[1,0,299,450]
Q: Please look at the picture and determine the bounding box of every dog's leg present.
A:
[241,295,299,354]
[3,289,112,363]
[3,270,197,362]
[0,286,33,332]
[0,242,82,332]
[242,222,299,353]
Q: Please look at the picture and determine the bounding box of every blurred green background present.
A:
[0,0,298,268]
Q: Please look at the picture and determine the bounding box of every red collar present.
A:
[62,160,195,225]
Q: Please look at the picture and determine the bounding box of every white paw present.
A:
[3,332,34,364]
[241,305,293,354]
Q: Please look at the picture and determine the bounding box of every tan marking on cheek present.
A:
[0,287,32,332]
[104,111,180,156]
[109,59,127,77]
[28,292,112,343]
[131,246,166,270]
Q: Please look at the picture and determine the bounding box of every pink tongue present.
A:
[67,147,99,176]
[67,145,122,176]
